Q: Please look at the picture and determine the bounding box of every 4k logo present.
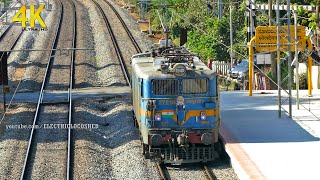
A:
[12,5,47,28]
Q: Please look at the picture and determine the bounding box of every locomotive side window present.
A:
[182,79,208,94]
[152,79,179,95]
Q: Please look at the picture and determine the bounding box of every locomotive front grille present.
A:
[182,79,208,94]
[150,146,219,164]
[152,79,179,95]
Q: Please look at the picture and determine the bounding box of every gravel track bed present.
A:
[166,164,207,180]
[73,96,159,179]
[73,0,99,88]
[18,0,60,92]
[164,160,237,180]
[107,0,154,51]
[7,0,43,90]
[46,0,75,90]
[26,105,68,180]
[78,0,126,87]
[209,160,239,180]
[98,0,138,75]
[0,26,22,51]
[7,30,36,89]
[0,103,36,179]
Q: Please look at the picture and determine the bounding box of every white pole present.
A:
[294,11,299,109]
[230,4,233,66]
[276,0,281,118]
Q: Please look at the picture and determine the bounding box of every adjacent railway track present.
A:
[0,25,12,42]
[19,0,76,179]
[92,0,131,86]
[103,0,142,54]
[0,25,23,55]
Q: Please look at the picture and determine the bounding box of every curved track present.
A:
[102,0,142,54]
[92,0,130,85]
[92,0,145,86]
[19,0,76,179]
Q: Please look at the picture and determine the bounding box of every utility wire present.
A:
[175,9,319,119]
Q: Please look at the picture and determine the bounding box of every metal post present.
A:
[2,85,5,113]
[249,37,255,96]
[307,39,313,96]
[294,11,299,109]
[287,0,292,118]
[207,0,210,16]
[165,27,169,48]
[0,53,5,113]
[276,0,281,118]
[250,9,254,39]
[4,0,7,23]
[218,0,222,20]
[230,4,233,66]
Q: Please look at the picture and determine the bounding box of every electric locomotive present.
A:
[131,47,221,164]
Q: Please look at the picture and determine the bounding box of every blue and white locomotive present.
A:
[131,47,221,164]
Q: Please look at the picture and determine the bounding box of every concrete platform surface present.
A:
[220,90,320,180]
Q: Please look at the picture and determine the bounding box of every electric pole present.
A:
[269,0,277,90]
[230,4,233,66]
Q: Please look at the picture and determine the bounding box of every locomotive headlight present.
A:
[200,111,206,120]
[155,112,162,121]
[174,64,187,77]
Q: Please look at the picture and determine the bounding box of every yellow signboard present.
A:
[255,26,306,52]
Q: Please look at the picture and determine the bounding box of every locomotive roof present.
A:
[131,54,216,80]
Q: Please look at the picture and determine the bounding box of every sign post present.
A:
[249,25,310,96]
[255,26,306,52]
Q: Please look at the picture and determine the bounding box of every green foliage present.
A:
[0,0,10,6]
[172,1,246,61]
[254,0,318,31]
[296,6,318,30]
[187,17,235,61]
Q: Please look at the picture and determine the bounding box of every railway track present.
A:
[0,25,23,55]
[19,0,76,179]
[156,163,218,180]
[102,0,142,54]
[92,0,131,86]
[0,26,12,42]
[156,163,169,180]
[203,164,217,180]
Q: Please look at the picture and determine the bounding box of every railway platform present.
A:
[220,90,320,180]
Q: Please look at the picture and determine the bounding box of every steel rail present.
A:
[156,162,168,180]
[7,30,23,56]
[0,25,12,42]
[103,0,142,53]
[19,0,64,179]
[92,0,131,86]
[203,164,217,180]
[0,25,23,55]
[66,0,76,179]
